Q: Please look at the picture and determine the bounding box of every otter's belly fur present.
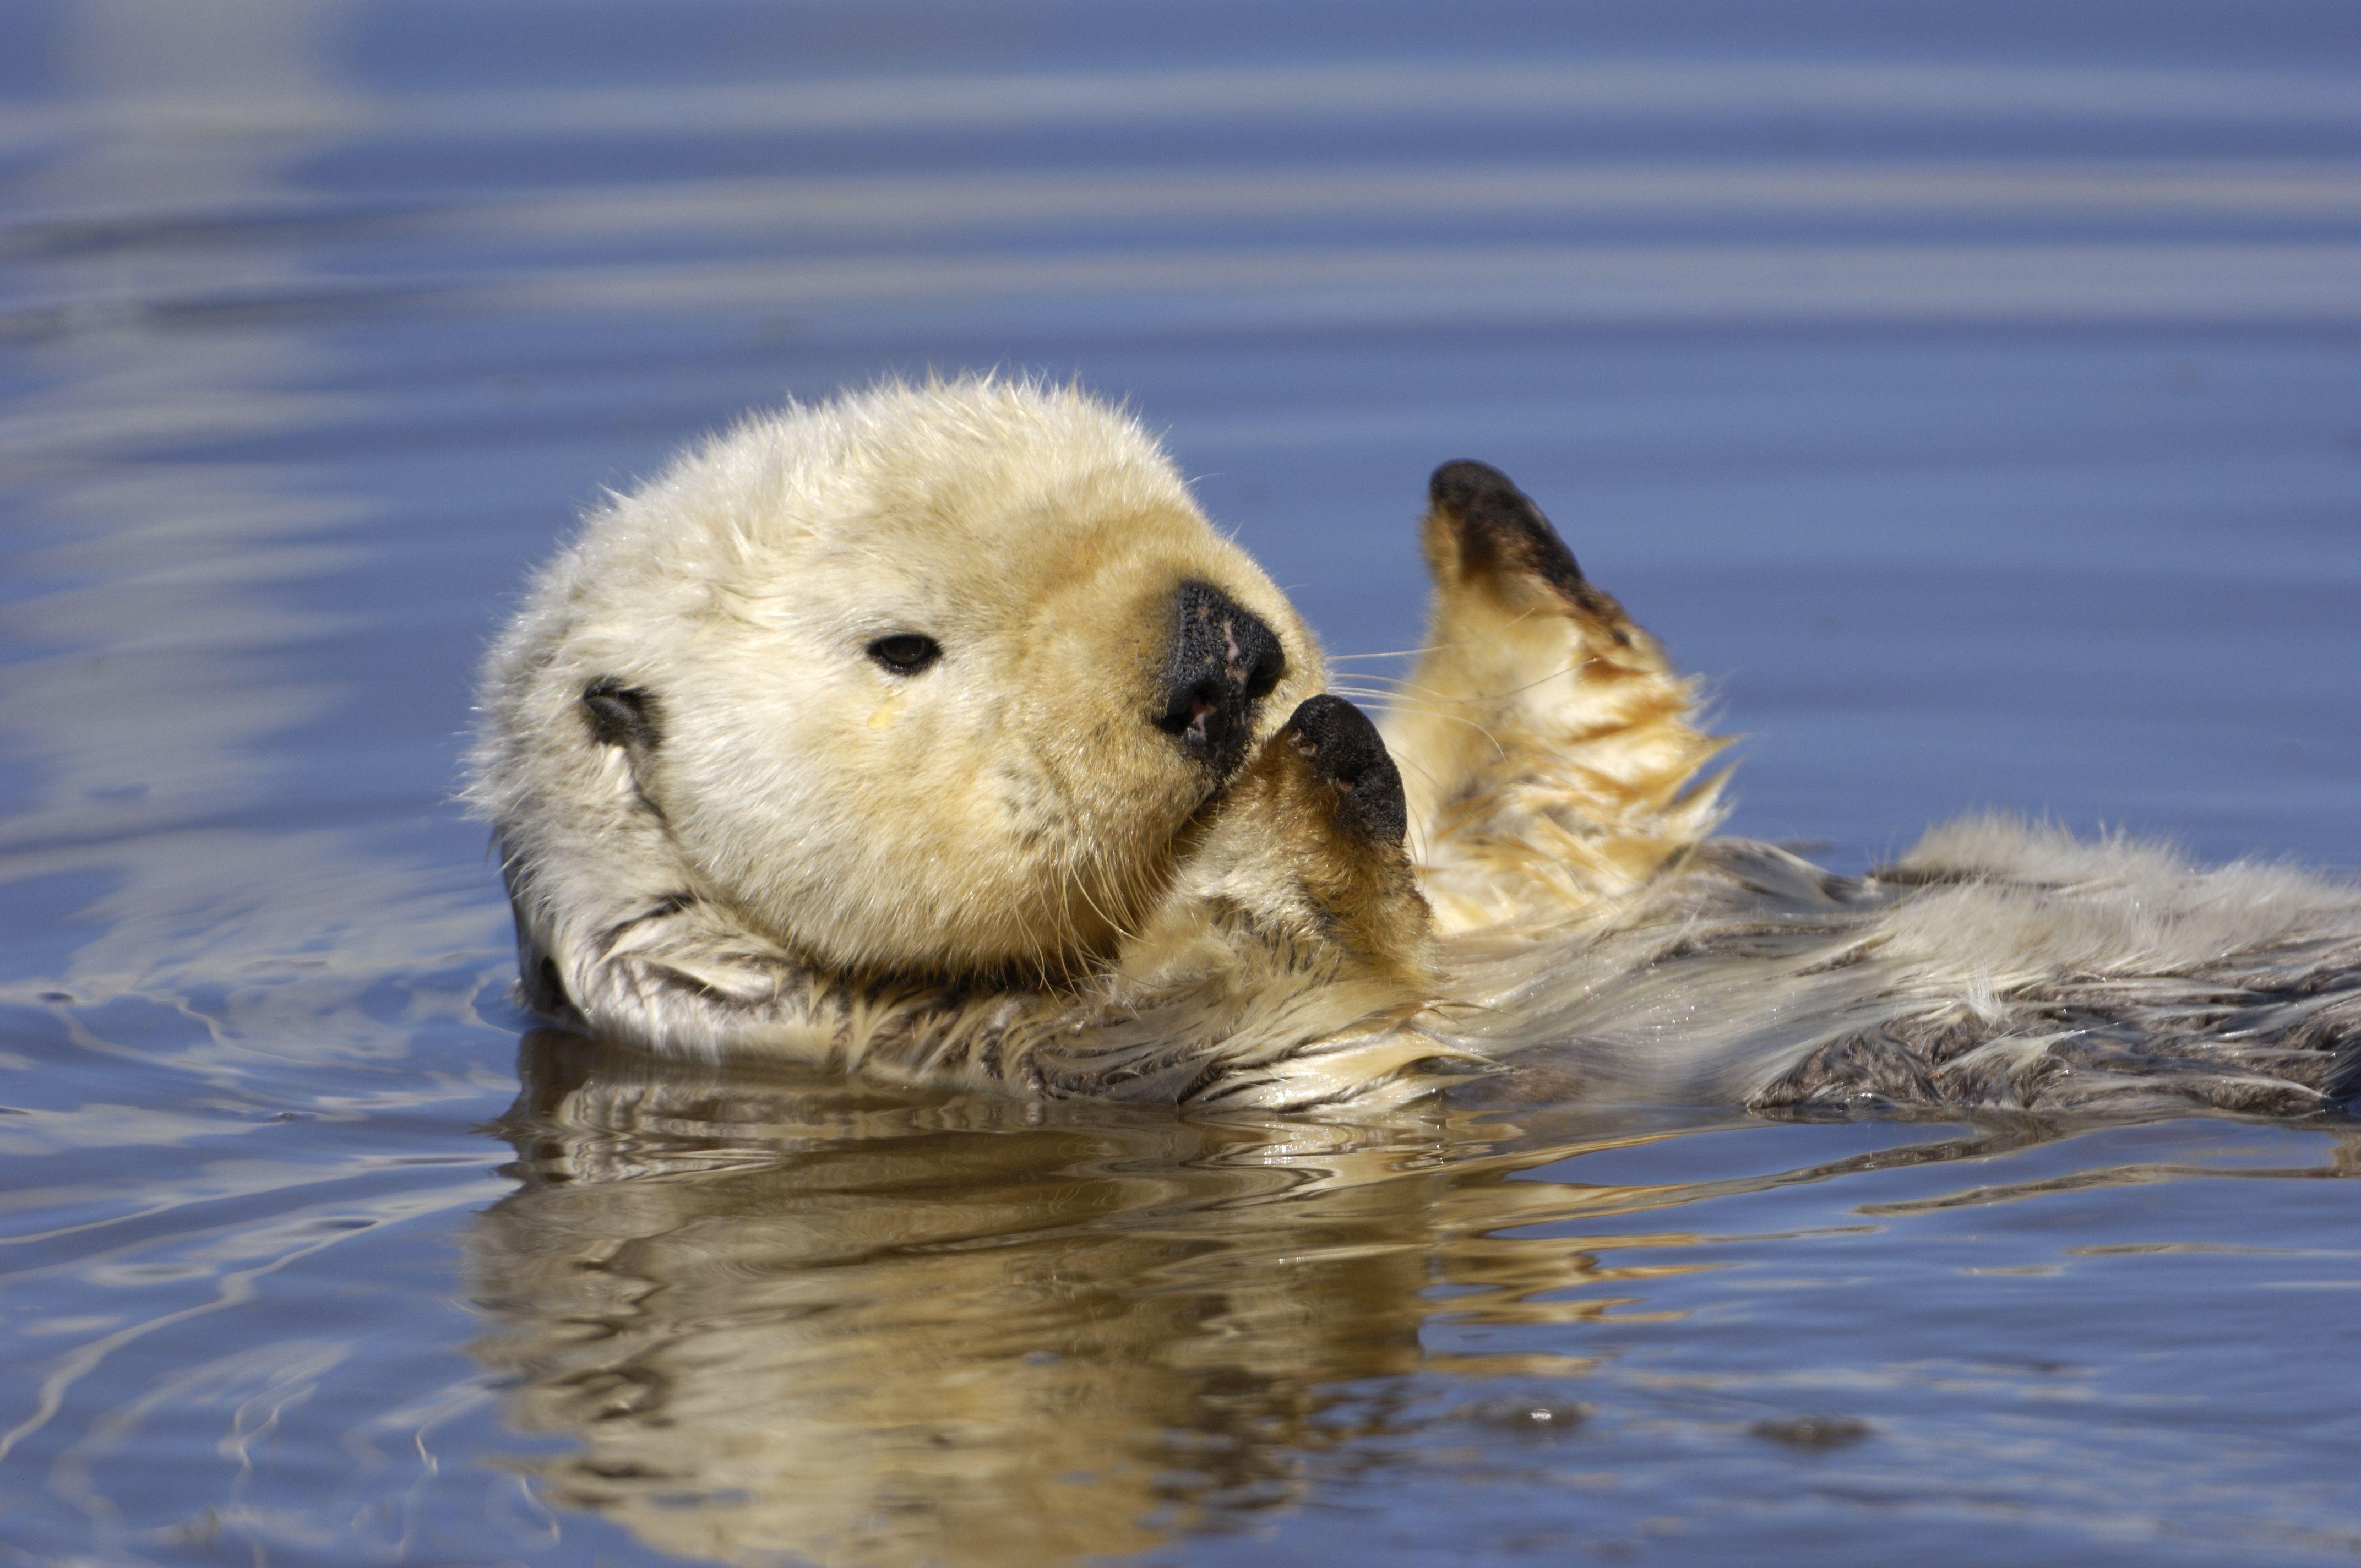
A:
[471,378,2361,1118]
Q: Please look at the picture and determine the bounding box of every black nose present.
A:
[1282,694,1408,846]
[1157,580,1285,776]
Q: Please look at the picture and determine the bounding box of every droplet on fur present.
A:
[1749,1414,1873,1449]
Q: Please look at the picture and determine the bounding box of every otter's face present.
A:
[617,463,1323,983]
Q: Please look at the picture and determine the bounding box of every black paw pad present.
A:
[1428,460,1586,600]
[1283,694,1408,846]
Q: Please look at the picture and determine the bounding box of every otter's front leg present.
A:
[1047,694,1474,1109]
[1377,461,1729,932]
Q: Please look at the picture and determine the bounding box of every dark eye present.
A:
[866,634,942,675]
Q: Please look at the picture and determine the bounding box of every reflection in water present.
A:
[472,1033,2123,1568]
[476,1032,1456,1566]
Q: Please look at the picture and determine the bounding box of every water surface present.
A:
[3,3,2358,1564]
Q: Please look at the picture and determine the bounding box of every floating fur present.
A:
[470,377,2361,1117]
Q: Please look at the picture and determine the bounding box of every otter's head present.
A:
[487,379,1323,982]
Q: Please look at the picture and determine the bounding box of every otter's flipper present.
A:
[1374,461,1729,934]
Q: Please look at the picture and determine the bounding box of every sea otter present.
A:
[470,377,2361,1116]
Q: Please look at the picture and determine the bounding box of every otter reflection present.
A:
[469,1032,2050,1568]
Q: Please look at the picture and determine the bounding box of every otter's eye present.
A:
[866,634,942,675]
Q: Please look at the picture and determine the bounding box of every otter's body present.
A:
[471,378,2361,1116]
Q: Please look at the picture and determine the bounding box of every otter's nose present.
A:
[1157,580,1285,776]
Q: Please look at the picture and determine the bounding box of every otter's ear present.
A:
[581,677,660,752]
[1378,462,1728,928]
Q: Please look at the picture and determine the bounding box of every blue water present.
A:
[3,3,2358,1564]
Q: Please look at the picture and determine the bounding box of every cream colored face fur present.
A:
[478,380,1320,982]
